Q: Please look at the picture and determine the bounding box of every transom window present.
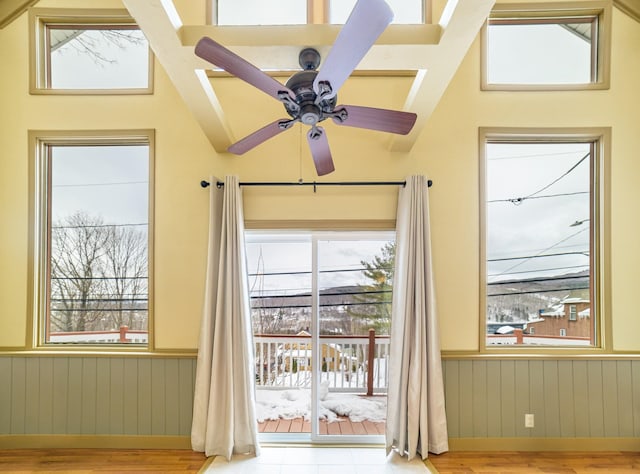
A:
[214,0,424,25]
[482,3,610,90]
[480,129,609,349]
[30,10,153,93]
[217,0,306,25]
[328,0,423,24]
[30,131,154,347]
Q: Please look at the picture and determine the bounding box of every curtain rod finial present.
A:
[200,180,210,188]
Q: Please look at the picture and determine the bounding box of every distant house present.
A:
[279,330,343,372]
[527,295,591,341]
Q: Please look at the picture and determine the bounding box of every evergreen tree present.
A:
[348,242,395,335]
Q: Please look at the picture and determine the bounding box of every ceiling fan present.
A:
[194,0,417,176]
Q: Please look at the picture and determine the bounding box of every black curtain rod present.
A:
[200,179,432,189]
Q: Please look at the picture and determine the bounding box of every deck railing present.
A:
[254,331,389,394]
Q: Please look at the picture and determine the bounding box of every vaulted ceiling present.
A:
[4,0,639,154]
[123,0,495,154]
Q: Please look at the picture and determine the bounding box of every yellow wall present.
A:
[1,0,639,352]
[0,0,220,350]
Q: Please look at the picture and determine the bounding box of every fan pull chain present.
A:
[298,123,303,181]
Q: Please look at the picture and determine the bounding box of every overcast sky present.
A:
[485,142,591,283]
[245,234,394,295]
[51,145,149,226]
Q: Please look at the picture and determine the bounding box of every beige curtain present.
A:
[191,176,260,460]
[386,175,448,460]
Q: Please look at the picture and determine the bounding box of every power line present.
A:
[51,295,149,303]
[488,263,589,277]
[250,289,391,300]
[51,276,147,280]
[251,301,391,310]
[53,180,148,188]
[50,308,148,312]
[52,223,148,229]
[248,265,393,278]
[487,286,589,297]
[491,228,588,277]
[488,250,589,263]
[488,274,588,286]
[489,241,589,261]
[488,190,588,204]
[491,151,590,205]
[487,149,589,161]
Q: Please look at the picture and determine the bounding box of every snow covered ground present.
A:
[255,384,387,424]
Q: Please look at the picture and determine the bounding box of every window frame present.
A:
[27,129,155,351]
[29,8,154,95]
[479,127,611,354]
[569,304,578,321]
[481,2,611,91]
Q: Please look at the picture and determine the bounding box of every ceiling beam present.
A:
[181,24,443,71]
[389,0,495,152]
[123,0,235,151]
[0,0,39,29]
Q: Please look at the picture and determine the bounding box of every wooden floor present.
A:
[258,416,385,435]
[0,449,207,473]
[1,449,639,472]
[428,451,640,473]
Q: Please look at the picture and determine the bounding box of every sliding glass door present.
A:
[246,231,394,443]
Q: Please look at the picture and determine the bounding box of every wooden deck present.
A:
[258,417,385,435]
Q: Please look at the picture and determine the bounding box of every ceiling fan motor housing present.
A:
[284,69,337,125]
[298,47,321,71]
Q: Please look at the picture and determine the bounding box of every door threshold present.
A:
[259,433,385,445]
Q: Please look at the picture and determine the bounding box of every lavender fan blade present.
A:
[228,119,293,155]
[307,127,335,176]
[195,37,294,101]
[313,0,393,99]
[332,105,416,135]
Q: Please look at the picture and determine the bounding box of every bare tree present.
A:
[103,224,148,330]
[49,212,148,335]
[52,29,146,65]
[50,212,109,332]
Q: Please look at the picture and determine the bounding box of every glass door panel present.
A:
[313,236,393,441]
[246,234,313,438]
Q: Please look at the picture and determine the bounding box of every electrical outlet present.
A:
[525,413,535,428]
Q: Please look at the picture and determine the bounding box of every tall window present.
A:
[30,131,153,347]
[481,129,609,349]
[482,3,610,90]
[30,10,153,93]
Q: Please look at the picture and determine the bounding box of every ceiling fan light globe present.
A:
[300,104,321,125]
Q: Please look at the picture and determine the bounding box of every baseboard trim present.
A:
[0,434,192,449]
[448,437,640,451]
